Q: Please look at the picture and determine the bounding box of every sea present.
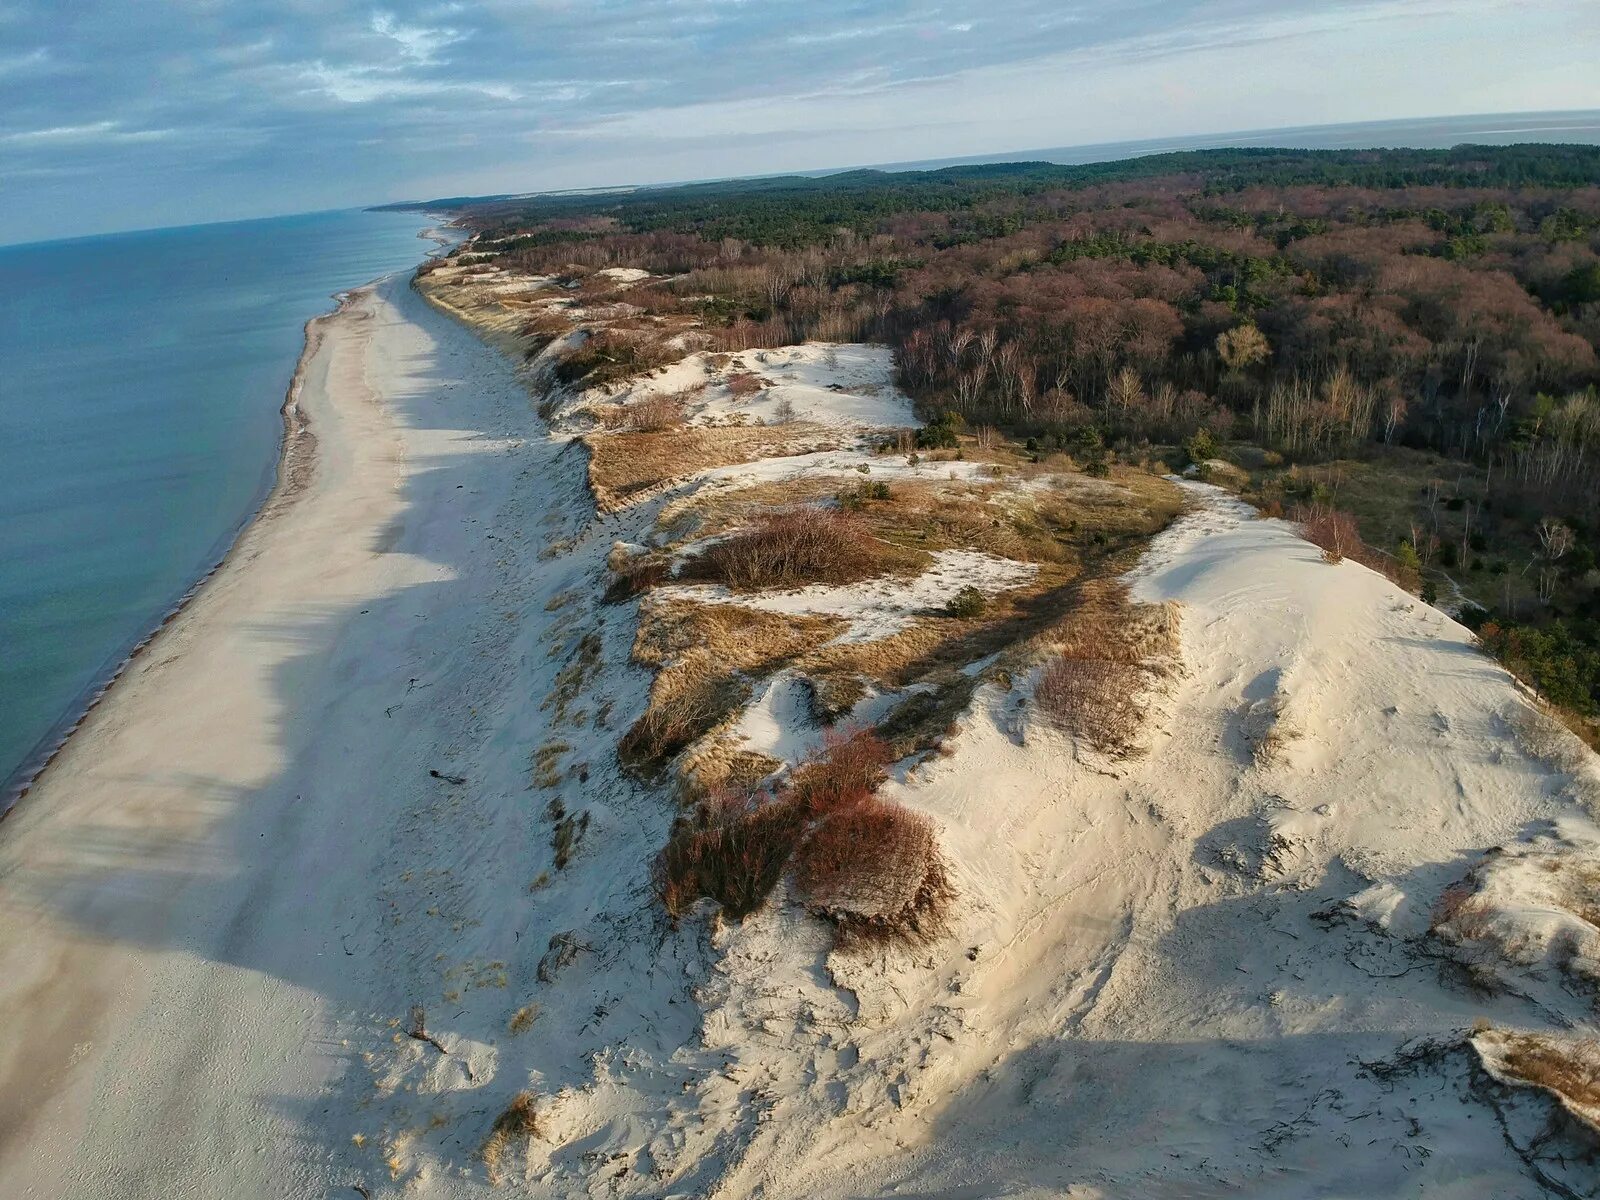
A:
[0,209,440,809]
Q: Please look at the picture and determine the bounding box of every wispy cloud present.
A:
[1,0,1596,242]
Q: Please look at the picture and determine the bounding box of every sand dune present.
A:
[4,266,1598,1199]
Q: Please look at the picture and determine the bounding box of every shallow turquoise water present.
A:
[0,209,437,803]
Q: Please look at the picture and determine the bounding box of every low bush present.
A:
[726,371,764,397]
[603,556,670,604]
[1295,503,1363,564]
[1035,655,1142,754]
[555,328,677,388]
[785,727,891,817]
[792,798,953,943]
[653,789,805,920]
[688,509,894,591]
[945,585,988,618]
[1293,503,1422,593]
[628,392,688,432]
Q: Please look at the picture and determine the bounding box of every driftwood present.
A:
[407,1004,448,1055]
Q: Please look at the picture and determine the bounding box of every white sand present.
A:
[0,276,575,1196]
[6,270,1600,1199]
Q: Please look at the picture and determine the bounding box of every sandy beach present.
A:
[0,273,562,1196]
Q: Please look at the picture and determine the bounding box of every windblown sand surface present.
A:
[0,276,564,1196]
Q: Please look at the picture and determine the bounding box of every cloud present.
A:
[1,0,1597,243]
[1,120,174,146]
[370,10,462,64]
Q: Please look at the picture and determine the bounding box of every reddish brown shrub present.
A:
[690,509,886,591]
[654,789,805,921]
[726,371,764,397]
[793,798,952,943]
[1294,503,1362,564]
[784,727,891,817]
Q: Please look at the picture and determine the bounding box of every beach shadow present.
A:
[0,275,695,1195]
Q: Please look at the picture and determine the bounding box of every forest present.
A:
[437,144,1600,734]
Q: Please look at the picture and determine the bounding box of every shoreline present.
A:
[0,224,455,818]
[0,266,545,1194]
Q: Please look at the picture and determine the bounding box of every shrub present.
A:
[784,727,891,817]
[689,509,887,590]
[653,790,805,921]
[726,371,764,397]
[1184,428,1220,464]
[792,798,953,943]
[628,392,688,432]
[837,479,891,509]
[1294,503,1362,564]
[1035,655,1142,754]
[917,411,963,449]
[945,585,988,618]
[603,556,669,603]
[554,329,676,388]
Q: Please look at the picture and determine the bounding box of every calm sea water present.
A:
[0,209,439,805]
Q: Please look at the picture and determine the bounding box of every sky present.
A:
[2,0,1598,244]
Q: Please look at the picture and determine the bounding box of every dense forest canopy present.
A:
[434,144,1600,724]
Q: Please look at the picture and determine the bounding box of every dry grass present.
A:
[507,1004,540,1036]
[1033,582,1182,756]
[620,601,844,776]
[1478,1030,1600,1127]
[677,743,784,798]
[793,798,954,945]
[619,669,752,774]
[481,1092,539,1184]
[591,391,691,433]
[685,509,925,592]
[1499,1035,1600,1110]
[583,424,844,512]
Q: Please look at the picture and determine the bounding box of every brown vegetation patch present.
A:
[554,327,679,388]
[654,789,806,920]
[793,798,954,945]
[1495,1034,1600,1113]
[1295,502,1420,592]
[1033,581,1182,755]
[653,726,953,941]
[785,727,892,816]
[481,1092,539,1184]
[684,509,927,591]
[603,555,670,604]
[621,601,844,776]
[583,424,845,512]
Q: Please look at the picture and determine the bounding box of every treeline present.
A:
[452,146,1600,722]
